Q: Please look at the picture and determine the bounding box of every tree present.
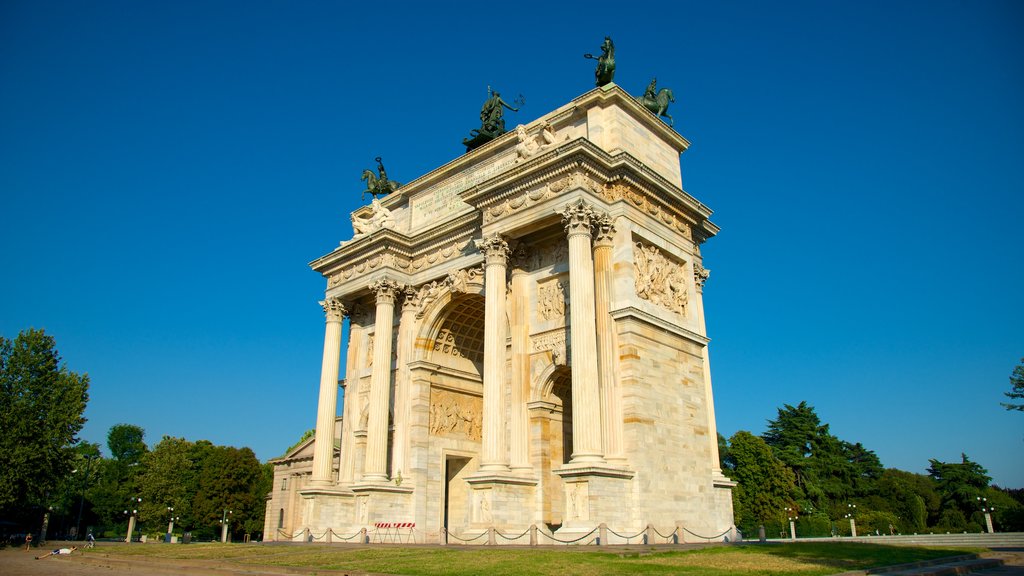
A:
[762,401,883,513]
[137,436,196,533]
[763,401,820,491]
[0,328,90,517]
[928,453,991,524]
[1003,358,1024,411]
[191,445,266,540]
[108,424,147,465]
[867,468,935,532]
[726,431,798,536]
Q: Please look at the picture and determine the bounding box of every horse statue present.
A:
[361,157,401,201]
[585,36,615,87]
[641,88,675,127]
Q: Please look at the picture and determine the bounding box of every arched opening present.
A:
[535,365,572,529]
[424,294,485,376]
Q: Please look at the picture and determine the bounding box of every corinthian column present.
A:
[475,233,510,472]
[593,215,623,461]
[310,298,346,487]
[363,278,401,482]
[509,243,531,471]
[560,200,605,464]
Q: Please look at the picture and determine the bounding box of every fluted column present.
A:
[593,216,623,461]
[311,298,346,486]
[476,233,510,472]
[391,286,419,480]
[339,308,364,484]
[560,200,605,464]
[363,279,401,482]
[509,243,531,471]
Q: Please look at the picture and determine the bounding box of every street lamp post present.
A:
[75,455,97,541]
[166,506,180,542]
[220,509,233,543]
[977,497,995,534]
[125,497,142,544]
[845,504,857,538]
[785,507,798,540]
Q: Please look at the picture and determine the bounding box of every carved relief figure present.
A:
[538,279,567,320]
[633,241,688,315]
[515,122,564,162]
[350,198,395,239]
[428,389,482,441]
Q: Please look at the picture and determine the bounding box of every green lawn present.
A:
[85,542,982,576]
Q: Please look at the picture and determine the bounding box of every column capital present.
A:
[509,241,531,274]
[593,215,616,247]
[401,285,420,312]
[320,298,347,322]
[694,263,710,293]
[369,278,403,304]
[560,199,602,238]
[475,233,510,266]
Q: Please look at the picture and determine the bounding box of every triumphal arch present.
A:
[266,84,735,544]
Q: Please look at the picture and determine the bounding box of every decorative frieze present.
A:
[483,171,600,224]
[602,182,692,239]
[532,330,568,366]
[633,241,688,316]
[428,388,482,441]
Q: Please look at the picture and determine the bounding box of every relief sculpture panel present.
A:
[633,241,688,316]
[428,388,482,441]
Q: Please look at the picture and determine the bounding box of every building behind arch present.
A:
[265,85,735,544]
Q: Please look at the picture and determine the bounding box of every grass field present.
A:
[86,541,981,576]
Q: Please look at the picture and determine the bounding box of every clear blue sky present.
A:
[2,1,1022,486]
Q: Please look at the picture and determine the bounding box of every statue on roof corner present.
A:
[638,76,676,127]
[584,36,615,87]
[361,156,401,201]
[463,87,523,152]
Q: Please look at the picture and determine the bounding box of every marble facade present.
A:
[263,85,735,544]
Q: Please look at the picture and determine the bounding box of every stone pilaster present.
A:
[363,278,401,482]
[560,200,604,464]
[509,243,531,472]
[476,233,510,472]
[692,261,723,475]
[310,298,346,487]
[593,215,624,461]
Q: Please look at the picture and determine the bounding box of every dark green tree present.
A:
[191,445,266,540]
[107,423,147,464]
[726,431,798,536]
[866,468,935,532]
[928,453,991,525]
[87,424,148,534]
[1003,358,1024,411]
[763,401,820,492]
[718,432,734,472]
[0,329,90,518]
[763,401,882,513]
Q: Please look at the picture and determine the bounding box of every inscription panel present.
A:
[409,154,517,231]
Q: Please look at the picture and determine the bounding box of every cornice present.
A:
[610,305,710,346]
